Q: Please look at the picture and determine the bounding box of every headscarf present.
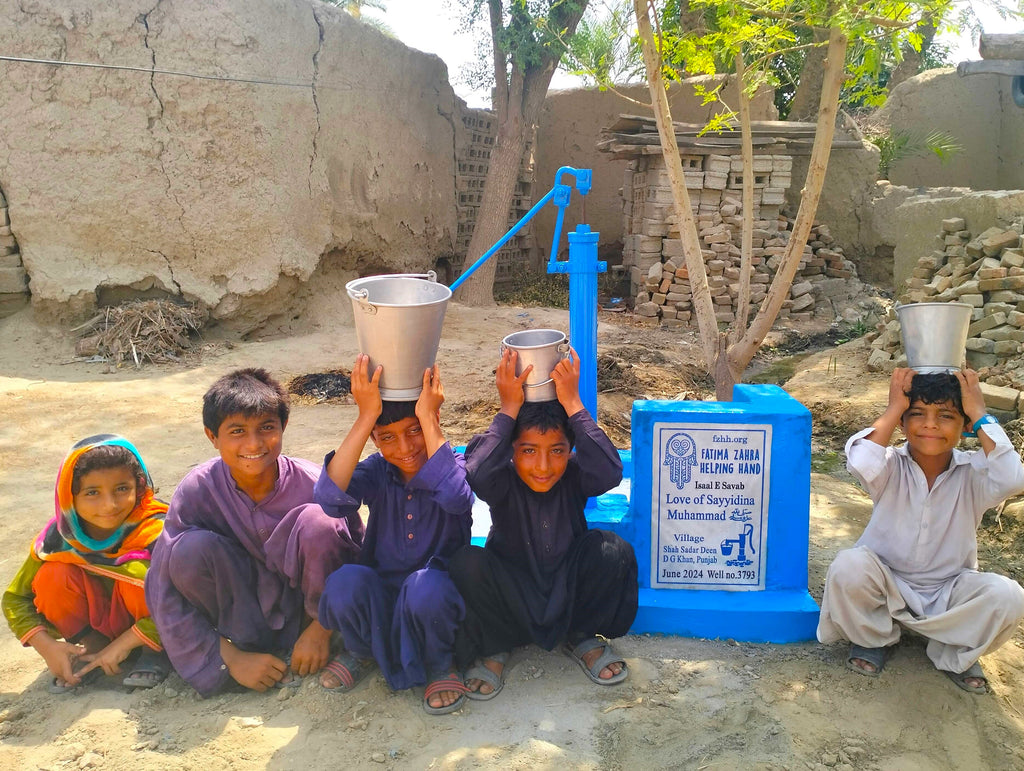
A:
[32,434,167,567]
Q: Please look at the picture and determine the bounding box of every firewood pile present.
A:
[74,299,207,366]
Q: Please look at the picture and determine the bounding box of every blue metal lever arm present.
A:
[449,166,592,291]
[449,187,556,291]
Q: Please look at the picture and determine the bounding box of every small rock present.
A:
[667,684,679,694]
[163,687,178,698]
[238,716,263,728]
[371,752,386,763]
[65,743,87,761]
[79,752,102,769]
[277,686,294,701]
[821,752,838,767]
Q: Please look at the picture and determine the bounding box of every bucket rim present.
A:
[346,273,452,307]
[501,328,568,350]
[895,301,973,311]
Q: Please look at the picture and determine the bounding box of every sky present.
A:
[365,0,1024,110]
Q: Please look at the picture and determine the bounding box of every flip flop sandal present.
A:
[123,649,171,689]
[48,666,102,694]
[423,673,469,715]
[943,661,988,694]
[565,637,629,686]
[464,651,510,701]
[846,644,889,677]
[321,651,374,692]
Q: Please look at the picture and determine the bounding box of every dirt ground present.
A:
[2,302,1024,771]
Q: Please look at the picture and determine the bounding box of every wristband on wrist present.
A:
[964,414,998,438]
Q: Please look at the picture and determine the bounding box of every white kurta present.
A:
[817,422,1024,673]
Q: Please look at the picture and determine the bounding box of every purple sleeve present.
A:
[569,410,623,497]
[145,477,229,697]
[464,413,515,504]
[412,443,474,516]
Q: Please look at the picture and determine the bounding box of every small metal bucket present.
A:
[346,271,451,399]
[896,301,973,374]
[500,329,570,402]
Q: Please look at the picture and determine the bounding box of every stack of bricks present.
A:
[868,216,1024,386]
[0,186,28,318]
[622,153,857,328]
[454,107,535,286]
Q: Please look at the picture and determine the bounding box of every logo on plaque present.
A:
[663,432,698,487]
[651,422,771,591]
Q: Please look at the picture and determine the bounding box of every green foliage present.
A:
[458,0,591,90]
[560,1,642,86]
[863,126,963,178]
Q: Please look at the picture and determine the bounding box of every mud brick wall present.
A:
[0,185,28,318]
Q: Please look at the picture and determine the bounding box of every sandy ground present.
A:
[2,303,1024,771]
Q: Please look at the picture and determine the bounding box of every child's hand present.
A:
[351,353,383,420]
[956,368,988,423]
[220,638,288,692]
[290,619,331,676]
[74,633,137,677]
[415,364,444,421]
[497,348,532,418]
[33,636,86,685]
[552,347,585,417]
[886,367,916,418]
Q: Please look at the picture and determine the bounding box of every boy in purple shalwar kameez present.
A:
[316,356,474,715]
[146,368,363,696]
[450,349,638,701]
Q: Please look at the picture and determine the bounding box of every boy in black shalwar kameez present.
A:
[450,347,638,699]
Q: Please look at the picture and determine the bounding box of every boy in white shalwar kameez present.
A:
[817,367,1024,694]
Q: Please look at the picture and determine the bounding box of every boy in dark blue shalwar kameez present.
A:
[315,355,473,714]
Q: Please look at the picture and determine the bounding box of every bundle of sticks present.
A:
[74,299,207,366]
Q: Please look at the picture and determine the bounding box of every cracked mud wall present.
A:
[0,0,457,332]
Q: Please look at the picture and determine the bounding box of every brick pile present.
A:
[867,215,1024,420]
[622,154,859,328]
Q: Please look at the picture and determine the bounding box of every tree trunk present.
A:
[454,114,532,305]
[887,22,936,92]
[728,27,849,375]
[455,0,588,306]
[788,29,829,121]
[634,0,718,369]
[729,51,754,349]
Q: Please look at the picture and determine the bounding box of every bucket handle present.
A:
[347,271,439,316]
[498,340,572,389]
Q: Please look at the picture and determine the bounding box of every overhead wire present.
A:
[0,54,353,91]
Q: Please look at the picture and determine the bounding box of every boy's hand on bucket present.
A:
[955,368,987,424]
[416,364,445,419]
[886,367,916,419]
[352,353,383,420]
[497,348,531,419]
[552,347,585,417]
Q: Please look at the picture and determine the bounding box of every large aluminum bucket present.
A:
[346,272,451,399]
[500,329,570,402]
[896,302,972,374]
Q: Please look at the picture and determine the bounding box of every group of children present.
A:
[3,344,638,714]
[5,345,1024,707]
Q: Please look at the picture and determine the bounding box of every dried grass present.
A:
[74,299,207,366]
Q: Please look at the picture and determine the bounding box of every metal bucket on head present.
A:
[500,329,570,402]
[346,271,451,399]
[896,301,972,374]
